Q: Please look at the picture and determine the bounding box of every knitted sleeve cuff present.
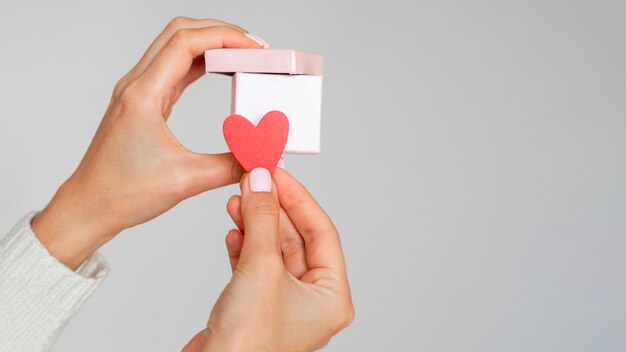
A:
[0,211,110,352]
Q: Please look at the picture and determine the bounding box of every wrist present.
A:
[201,327,258,352]
[31,179,119,270]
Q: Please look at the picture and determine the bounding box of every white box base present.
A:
[232,73,322,154]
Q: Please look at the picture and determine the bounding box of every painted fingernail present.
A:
[249,168,272,192]
[244,33,270,48]
[228,228,242,236]
[277,158,285,169]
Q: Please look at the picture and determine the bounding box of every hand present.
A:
[182,168,354,352]
[31,17,263,270]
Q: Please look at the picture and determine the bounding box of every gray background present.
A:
[1,0,625,351]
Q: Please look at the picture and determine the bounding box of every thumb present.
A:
[238,168,282,264]
[182,152,245,197]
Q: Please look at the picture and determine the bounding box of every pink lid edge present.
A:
[205,49,323,75]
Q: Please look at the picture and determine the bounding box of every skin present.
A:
[30,17,353,351]
[31,17,255,269]
[183,169,354,351]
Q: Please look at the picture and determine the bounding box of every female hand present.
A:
[183,168,354,351]
[31,17,264,270]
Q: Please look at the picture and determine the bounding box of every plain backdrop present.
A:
[1,1,625,351]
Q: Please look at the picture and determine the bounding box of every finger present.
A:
[238,168,282,265]
[171,55,206,104]
[226,195,244,230]
[227,194,308,278]
[225,229,244,272]
[120,17,247,90]
[273,168,346,272]
[181,329,207,352]
[225,159,284,231]
[161,55,207,115]
[181,153,245,198]
[278,206,308,278]
[138,26,261,106]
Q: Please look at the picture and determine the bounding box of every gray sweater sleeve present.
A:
[0,212,109,352]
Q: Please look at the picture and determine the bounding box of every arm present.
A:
[0,17,263,351]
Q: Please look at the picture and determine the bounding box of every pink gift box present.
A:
[205,49,324,154]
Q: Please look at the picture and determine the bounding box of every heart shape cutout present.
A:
[223,110,289,173]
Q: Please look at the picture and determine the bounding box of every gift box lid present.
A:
[204,49,323,75]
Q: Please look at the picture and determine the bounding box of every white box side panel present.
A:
[232,73,322,154]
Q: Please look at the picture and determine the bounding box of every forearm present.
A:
[0,212,109,352]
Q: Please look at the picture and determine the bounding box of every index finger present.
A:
[125,17,248,83]
[273,168,347,272]
[137,26,260,101]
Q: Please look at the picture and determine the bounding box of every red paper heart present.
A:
[223,110,289,173]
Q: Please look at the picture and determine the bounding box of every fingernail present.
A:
[277,158,285,169]
[244,33,270,48]
[249,168,272,192]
